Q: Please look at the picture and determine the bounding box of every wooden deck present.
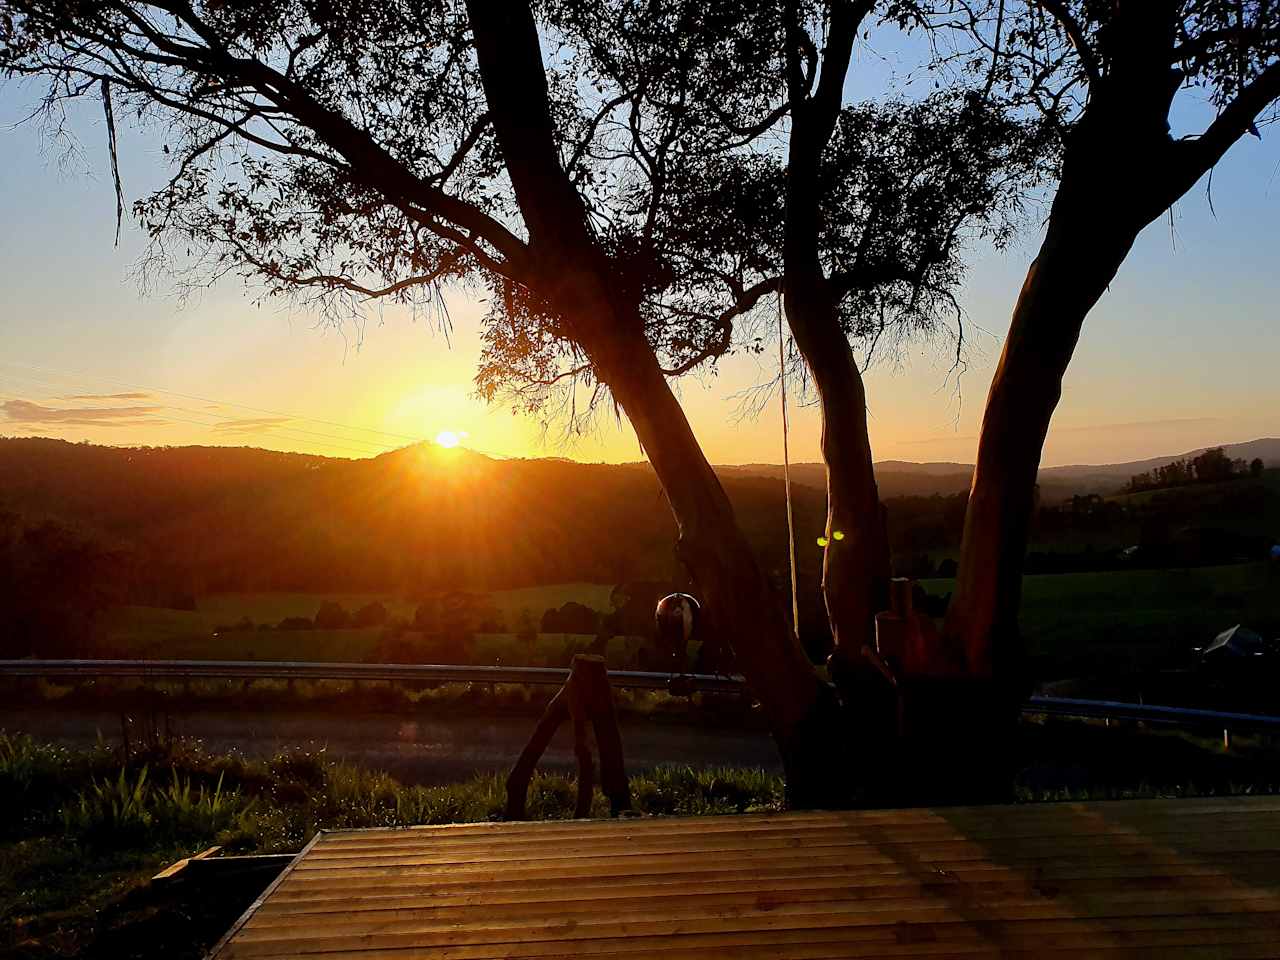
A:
[210,796,1280,959]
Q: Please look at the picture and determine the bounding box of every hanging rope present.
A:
[778,291,800,636]
[100,79,124,247]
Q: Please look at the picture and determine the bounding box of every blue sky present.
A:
[1,40,1278,467]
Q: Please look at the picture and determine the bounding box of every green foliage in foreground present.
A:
[0,731,785,959]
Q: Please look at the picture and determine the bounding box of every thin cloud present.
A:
[61,392,153,401]
[211,417,293,433]
[1,398,164,427]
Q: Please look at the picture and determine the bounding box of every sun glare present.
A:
[434,430,464,449]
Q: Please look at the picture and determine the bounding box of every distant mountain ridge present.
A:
[1037,438,1280,479]
[715,438,1280,500]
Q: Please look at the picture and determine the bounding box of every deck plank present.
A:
[212,796,1280,959]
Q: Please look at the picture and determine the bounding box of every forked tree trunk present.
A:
[467,0,849,807]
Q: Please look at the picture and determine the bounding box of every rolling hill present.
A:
[2,435,1275,600]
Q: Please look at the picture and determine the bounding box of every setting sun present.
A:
[434,430,464,448]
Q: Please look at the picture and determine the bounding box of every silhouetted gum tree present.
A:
[941,1,1280,680]
[0,0,843,802]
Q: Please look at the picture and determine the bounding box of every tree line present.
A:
[1126,448,1265,494]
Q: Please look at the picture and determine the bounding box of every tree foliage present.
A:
[0,511,125,657]
[1,0,1055,427]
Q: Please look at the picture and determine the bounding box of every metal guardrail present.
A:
[0,659,747,695]
[1024,695,1280,734]
[2,660,1277,737]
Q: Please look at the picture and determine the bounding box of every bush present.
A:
[154,769,254,843]
[540,601,601,635]
[352,601,388,628]
[60,765,255,852]
[0,732,77,835]
[314,601,350,630]
[61,766,155,850]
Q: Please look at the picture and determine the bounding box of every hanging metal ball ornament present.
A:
[654,592,700,679]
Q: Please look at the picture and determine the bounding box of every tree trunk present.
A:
[943,7,1212,683]
[783,273,890,664]
[943,124,1152,679]
[597,324,853,808]
[782,71,890,676]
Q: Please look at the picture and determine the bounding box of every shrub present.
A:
[0,732,76,835]
[314,601,351,630]
[352,601,388,627]
[62,766,154,849]
[154,769,254,843]
[60,765,255,851]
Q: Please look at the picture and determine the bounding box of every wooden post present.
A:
[505,655,631,820]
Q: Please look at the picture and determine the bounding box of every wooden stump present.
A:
[505,655,631,820]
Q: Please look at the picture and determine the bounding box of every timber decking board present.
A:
[210,797,1280,959]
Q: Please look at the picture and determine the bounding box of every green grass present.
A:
[921,562,1280,673]
[148,628,386,662]
[99,565,1280,682]
[0,732,782,959]
[102,583,621,662]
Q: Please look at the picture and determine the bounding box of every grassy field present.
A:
[101,565,1280,678]
[102,583,619,663]
[922,561,1280,674]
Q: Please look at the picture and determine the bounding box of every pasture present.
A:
[100,566,1279,679]
[923,561,1280,675]
[101,583,623,665]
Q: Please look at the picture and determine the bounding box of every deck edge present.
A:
[204,829,328,960]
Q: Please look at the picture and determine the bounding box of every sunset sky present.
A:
[2,57,1278,469]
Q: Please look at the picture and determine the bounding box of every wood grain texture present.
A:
[212,797,1280,959]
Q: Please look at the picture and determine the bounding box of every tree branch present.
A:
[144,0,530,271]
[1036,0,1100,85]
[1177,59,1280,187]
